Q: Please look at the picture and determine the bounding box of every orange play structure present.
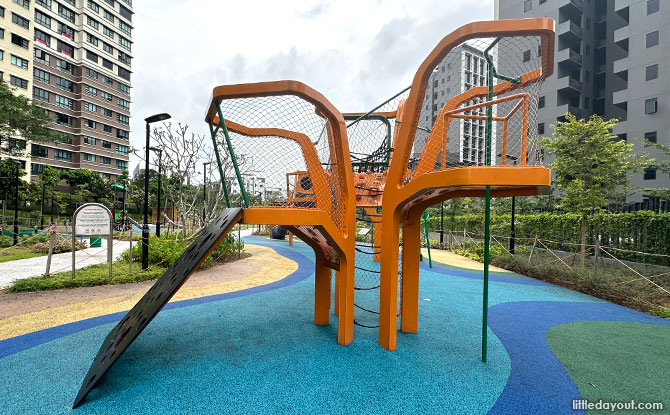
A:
[204,18,554,352]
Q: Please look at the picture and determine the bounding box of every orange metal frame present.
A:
[205,81,357,346]
[377,18,555,351]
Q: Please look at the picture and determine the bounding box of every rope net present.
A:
[214,95,347,235]
[410,35,546,178]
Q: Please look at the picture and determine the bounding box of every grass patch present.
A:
[0,247,45,263]
[446,241,670,317]
[5,260,168,292]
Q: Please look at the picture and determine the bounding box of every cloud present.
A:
[129,0,494,170]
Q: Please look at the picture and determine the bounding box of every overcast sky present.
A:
[128,0,494,171]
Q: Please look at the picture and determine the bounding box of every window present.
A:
[56,40,74,56]
[101,91,113,101]
[648,0,659,15]
[117,98,130,111]
[101,107,112,117]
[56,58,73,74]
[585,70,591,83]
[103,0,114,6]
[13,0,29,7]
[538,123,545,135]
[54,132,74,144]
[103,26,114,38]
[87,1,100,13]
[103,42,113,54]
[585,44,591,57]
[116,160,128,170]
[33,68,50,83]
[83,136,97,145]
[36,0,52,9]
[31,163,44,176]
[10,75,28,89]
[118,51,131,66]
[102,58,113,70]
[35,11,51,28]
[85,84,98,95]
[12,13,30,29]
[118,36,131,52]
[33,86,50,102]
[54,112,72,126]
[118,67,131,81]
[0,6,4,17]
[646,64,658,81]
[118,82,130,95]
[55,76,73,92]
[57,22,75,38]
[584,97,590,109]
[119,5,132,21]
[11,55,28,70]
[646,31,659,48]
[102,124,112,133]
[55,94,73,110]
[103,10,114,23]
[643,167,657,180]
[524,0,532,12]
[0,50,3,61]
[645,131,657,144]
[11,33,29,49]
[117,114,129,125]
[585,18,591,30]
[116,144,129,155]
[34,48,49,65]
[58,4,75,23]
[84,119,97,129]
[86,50,99,63]
[117,129,129,140]
[86,67,98,79]
[32,144,49,158]
[54,149,73,162]
[86,33,99,46]
[100,156,111,164]
[101,75,113,86]
[83,153,96,162]
[0,28,4,39]
[119,21,131,36]
[34,29,51,46]
[87,16,100,30]
[645,98,658,114]
[84,102,97,112]
[8,138,26,151]
[101,140,112,149]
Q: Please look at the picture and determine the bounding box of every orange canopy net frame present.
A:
[203,18,555,355]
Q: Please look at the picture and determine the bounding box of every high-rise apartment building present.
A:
[495,0,669,209]
[1,0,133,182]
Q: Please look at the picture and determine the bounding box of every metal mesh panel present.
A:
[411,35,546,176]
[215,95,346,232]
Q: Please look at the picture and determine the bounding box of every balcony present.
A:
[614,0,631,12]
[560,0,584,19]
[557,48,582,70]
[557,104,582,119]
[613,89,628,105]
[557,76,583,95]
[613,57,628,75]
[614,25,630,44]
[558,20,583,43]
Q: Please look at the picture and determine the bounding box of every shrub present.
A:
[33,239,88,254]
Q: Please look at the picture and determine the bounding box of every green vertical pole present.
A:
[481,40,500,363]
[423,211,432,268]
[208,121,231,208]
[214,101,250,208]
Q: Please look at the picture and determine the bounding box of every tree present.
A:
[0,80,52,157]
[542,114,650,265]
[642,140,670,202]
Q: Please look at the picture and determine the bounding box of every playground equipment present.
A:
[74,17,554,407]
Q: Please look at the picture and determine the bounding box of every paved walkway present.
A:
[0,238,130,288]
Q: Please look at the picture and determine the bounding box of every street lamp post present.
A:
[142,113,171,270]
[150,147,163,237]
[13,160,21,246]
[202,162,211,223]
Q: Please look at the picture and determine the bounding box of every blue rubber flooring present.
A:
[0,236,667,414]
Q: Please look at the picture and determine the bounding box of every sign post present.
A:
[72,203,113,280]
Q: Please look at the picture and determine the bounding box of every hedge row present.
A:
[426,211,670,264]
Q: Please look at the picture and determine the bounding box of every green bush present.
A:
[33,239,88,254]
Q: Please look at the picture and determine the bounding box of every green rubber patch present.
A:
[547,321,670,414]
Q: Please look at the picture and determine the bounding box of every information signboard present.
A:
[75,205,112,236]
